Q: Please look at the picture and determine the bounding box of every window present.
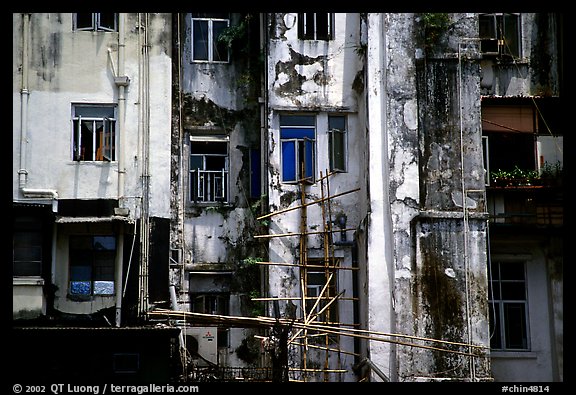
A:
[306,269,338,324]
[74,13,118,32]
[69,235,116,296]
[280,115,316,183]
[191,13,230,62]
[13,217,43,277]
[488,261,529,350]
[191,293,230,347]
[479,13,520,58]
[305,260,339,344]
[328,115,347,173]
[298,13,333,40]
[72,105,116,162]
[189,138,229,203]
[191,293,229,316]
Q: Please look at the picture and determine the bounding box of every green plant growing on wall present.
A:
[235,257,264,317]
[421,13,451,48]
[218,14,253,55]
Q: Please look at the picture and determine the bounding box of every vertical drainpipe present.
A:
[18,13,30,190]
[365,12,395,382]
[115,13,128,327]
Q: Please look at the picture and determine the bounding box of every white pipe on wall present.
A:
[18,13,30,190]
[115,13,127,327]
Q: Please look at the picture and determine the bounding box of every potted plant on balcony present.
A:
[490,166,539,187]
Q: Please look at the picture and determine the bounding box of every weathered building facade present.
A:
[12,12,178,381]
[13,12,562,383]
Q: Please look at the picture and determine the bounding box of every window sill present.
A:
[490,351,538,359]
[13,277,45,286]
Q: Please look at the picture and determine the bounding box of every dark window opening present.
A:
[74,13,118,32]
[479,13,520,58]
[298,13,333,40]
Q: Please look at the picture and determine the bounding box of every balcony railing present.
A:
[190,169,228,203]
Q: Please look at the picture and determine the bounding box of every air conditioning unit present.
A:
[183,327,218,366]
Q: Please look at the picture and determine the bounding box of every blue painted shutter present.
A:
[282,140,297,182]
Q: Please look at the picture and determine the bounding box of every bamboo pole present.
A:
[147,309,489,356]
[256,188,360,221]
[252,296,357,301]
[255,261,359,271]
[253,227,357,239]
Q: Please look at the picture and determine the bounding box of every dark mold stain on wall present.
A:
[418,218,467,375]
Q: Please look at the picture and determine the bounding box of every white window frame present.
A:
[189,136,230,204]
[191,14,230,63]
[72,104,117,162]
[74,13,118,32]
[328,115,348,173]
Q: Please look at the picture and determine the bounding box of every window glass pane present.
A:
[102,119,115,161]
[315,13,330,40]
[282,140,297,182]
[76,13,94,29]
[489,303,502,349]
[280,128,315,139]
[328,115,345,131]
[190,156,203,170]
[205,156,226,171]
[304,13,315,39]
[500,262,524,280]
[70,281,91,295]
[501,282,526,300]
[94,236,116,250]
[70,265,92,281]
[75,106,115,118]
[488,280,501,300]
[98,13,116,30]
[94,281,114,295]
[304,138,314,178]
[212,20,229,62]
[193,20,209,60]
[308,272,326,286]
[280,115,315,127]
[504,303,527,349]
[479,15,496,38]
[503,14,520,57]
[330,130,345,171]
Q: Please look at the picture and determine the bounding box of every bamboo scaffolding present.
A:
[319,170,330,381]
[253,227,357,239]
[323,171,341,381]
[256,187,361,221]
[255,261,359,271]
[252,296,357,301]
[147,309,488,357]
[298,175,309,379]
[289,341,361,357]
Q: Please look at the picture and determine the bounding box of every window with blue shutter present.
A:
[280,115,316,183]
